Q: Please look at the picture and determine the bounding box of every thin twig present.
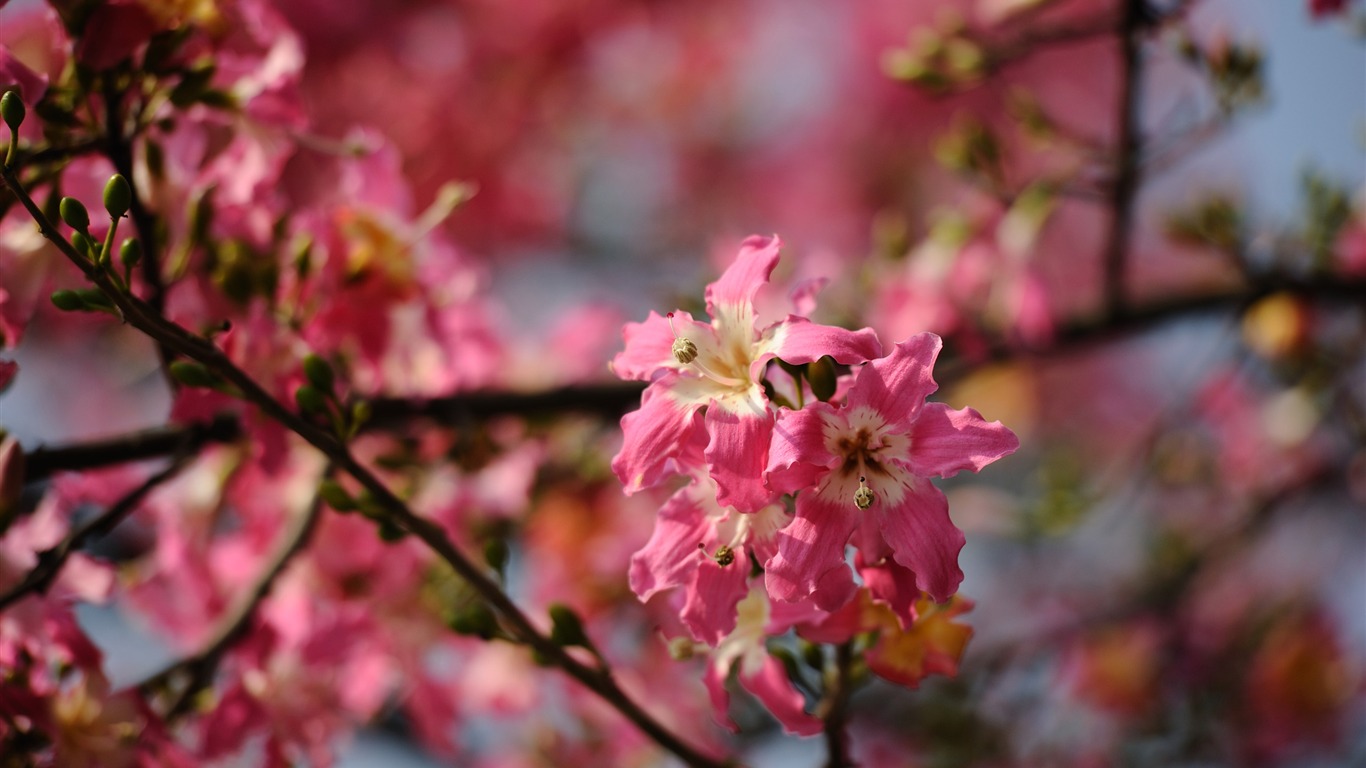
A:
[821,642,856,768]
[23,414,241,482]
[0,457,188,612]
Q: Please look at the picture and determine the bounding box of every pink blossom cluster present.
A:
[612,235,1018,732]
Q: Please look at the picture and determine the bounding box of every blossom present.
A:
[612,235,881,512]
[765,333,1018,607]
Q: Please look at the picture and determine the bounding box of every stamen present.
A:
[667,312,699,364]
[854,476,874,510]
[713,545,736,567]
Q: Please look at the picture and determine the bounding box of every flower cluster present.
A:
[614,235,1018,731]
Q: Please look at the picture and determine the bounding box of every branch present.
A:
[0,456,187,612]
[22,414,241,482]
[821,642,856,768]
[138,492,324,721]
[1101,0,1146,322]
[0,163,729,768]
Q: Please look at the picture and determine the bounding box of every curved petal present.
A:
[704,660,739,733]
[612,310,708,381]
[682,559,750,645]
[611,379,703,494]
[909,402,1020,478]
[846,333,942,427]
[738,655,822,737]
[754,315,882,381]
[766,404,838,495]
[857,555,921,631]
[765,492,857,610]
[705,398,775,513]
[876,475,964,603]
[628,486,710,601]
[705,235,781,321]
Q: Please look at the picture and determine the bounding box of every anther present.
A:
[668,312,699,364]
[854,476,873,510]
[713,545,735,567]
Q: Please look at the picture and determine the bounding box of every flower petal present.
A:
[755,315,882,381]
[846,333,942,427]
[909,402,1020,478]
[612,310,707,381]
[628,486,710,601]
[704,660,739,733]
[737,655,823,737]
[876,475,964,602]
[765,492,857,610]
[705,235,781,321]
[705,399,775,513]
[611,378,703,494]
[683,559,750,645]
[766,404,838,495]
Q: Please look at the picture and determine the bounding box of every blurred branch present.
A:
[0,455,187,613]
[138,492,324,721]
[23,414,241,481]
[821,642,856,768]
[0,162,729,768]
[1101,0,1147,322]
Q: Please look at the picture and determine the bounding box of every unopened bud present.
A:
[119,238,142,269]
[302,353,335,393]
[548,603,590,648]
[60,197,90,232]
[169,360,217,388]
[294,384,327,414]
[50,289,85,312]
[807,356,837,402]
[70,231,96,260]
[103,175,132,218]
[448,601,498,639]
[0,91,24,132]
[318,479,356,512]
[483,538,510,574]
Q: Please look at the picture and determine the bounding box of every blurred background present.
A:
[1,0,1363,766]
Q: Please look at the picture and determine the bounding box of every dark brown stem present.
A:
[23,414,241,482]
[139,493,324,721]
[0,163,729,768]
[1101,0,1146,322]
[821,642,855,768]
[0,457,188,612]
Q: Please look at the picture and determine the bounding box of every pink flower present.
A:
[612,235,881,512]
[765,333,1018,607]
[629,467,790,645]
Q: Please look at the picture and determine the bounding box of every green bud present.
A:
[483,538,510,575]
[317,479,356,512]
[169,360,217,388]
[119,238,142,269]
[807,356,837,402]
[302,353,335,393]
[548,603,590,648]
[294,384,328,414]
[447,601,498,639]
[50,289,85,312]
[103,175,132,218]
[59,197,90,232]
[0,90,24,132]
[377,520,406,542]
[70,231,96,260]
[350,400,372,431]
[74,289,112,310]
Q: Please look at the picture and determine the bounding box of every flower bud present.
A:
[60,197,90,232]
[302,353,334,393]
[318,479,356,512]
[448,601,498,639]
[294,384,328,414]
[0,90,24,132]
[119,238,142,269]
[807,356,837,402]
[483,538,510,575]
[548,603,590,648]
[70,231,96,260]
[103,174,132,218]
[169,360,217,388]
[50,289,85,312]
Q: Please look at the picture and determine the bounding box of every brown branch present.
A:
[138,492,324,720]
[0,162,730,768]
[1101,0,1146,322]
[0,456,187,612]
[22,414,241,482]
[821,642,856,768]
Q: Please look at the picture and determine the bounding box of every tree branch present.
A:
[821,642,856,768]
[0,456,188,612]
[1101,0,1146,322]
